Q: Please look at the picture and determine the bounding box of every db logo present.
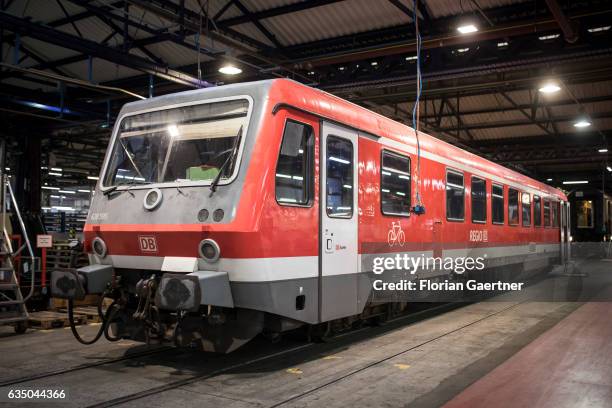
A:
[138,236,158,252]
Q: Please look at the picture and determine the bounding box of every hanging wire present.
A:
[412,0,424,210]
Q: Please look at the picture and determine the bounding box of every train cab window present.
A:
[543,200,551,226]
[471,177,486,223]
[275,120,314,206]
[522,193,531,226]
[446,170,465,221]
[492,184,504,224]
[576,200,595,228]
[381,150,411,216]
[552,201,560,227]
[326,136,354,217]
[534,195,542,226]
[508,188,519,225]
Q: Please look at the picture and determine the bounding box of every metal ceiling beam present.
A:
[544,0,579,43]
[217,0,345,27]
[0,11,212,88]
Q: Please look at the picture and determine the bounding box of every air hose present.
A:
[67,290,121,345]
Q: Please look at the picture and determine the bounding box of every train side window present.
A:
[534,195,542,226]
[381,150,411,216]
[471,176,486,223]
[552,201,559,227]
[446,170,464,221]
[492,184,504,224]
[275,120,314,206]
[576,200,593,228]
[522,192,531,227]
[326,136,353,218]
[543,200,551,226]
[508,188,519,225]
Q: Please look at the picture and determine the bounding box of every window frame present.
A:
[380,149,412,218]
[445,168,465,222]
[543,199,551,227]
[325,135,354,219]
[508,187,520,226]
[274,118,315,208]
[491,183,505,225]
[521,191,532,227]
[471,176,487,224]
[533,195,542,227]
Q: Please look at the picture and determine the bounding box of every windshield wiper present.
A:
[104,180,151,197]
[209,125,243,197]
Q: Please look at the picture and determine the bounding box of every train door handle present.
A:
[325,238,333,253]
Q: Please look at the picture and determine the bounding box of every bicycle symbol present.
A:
[387,222,405,247]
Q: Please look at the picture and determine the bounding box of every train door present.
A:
[319,121,359,322]
[560,201,571,263]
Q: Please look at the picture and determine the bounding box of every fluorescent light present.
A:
[539,33,560,41]
[497,42,509,47]
[598,148,608,153]
[547,178,553,181]
[218,64,242,75]
[42,186,60,190]
[4,167,9,171]
[52,206,75,211]
[87,176,99,180]
[562,180,588,185]
[381,189,390,193]
[50,195,60,198]
[396,192,406,196]
[574,119,591,128]
[58,190,76,194]
[50,167,62,172]
[405,55,418,61]
[41,207,51,210]
[329,156,350,164]
[77,189,91,193]
[456,47,470,53]
[370,61,378,66]
[167,124,179,137]
[343,184,352,189]
[588,26,611,33]
[607,166,612,172]
[338,66,345,71]
[457,24,478,34]
[48,172,62,176]
[308,71,315,75]
[538,82,561,94]
[275,173,291,179]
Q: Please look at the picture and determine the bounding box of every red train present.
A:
[51,79,569,352]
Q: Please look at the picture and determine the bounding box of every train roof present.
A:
[118,78,566,201]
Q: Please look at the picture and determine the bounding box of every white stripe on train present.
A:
[94,243,560,283]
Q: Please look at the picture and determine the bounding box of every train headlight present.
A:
[143,188,163,211]
[92,237,107,258]
[199,239,220,263]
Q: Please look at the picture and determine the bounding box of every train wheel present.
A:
[14,321,27,334]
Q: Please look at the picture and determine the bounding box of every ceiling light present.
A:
[562,180,588,185]
[58,190,76,194]
[457,24,478,34]
[370,61,378,66]
[588,26,611,33]
[405,55,418,61]
[607,166,612,172]
[4,167,9,171]
[77,189,91,193]
[167,124,179,137]
[308,71,315,75]
[456,48,470,53]
[48,172,62,176]
[574,119,591,128]
[42,186,60,190]
[538,82,561,94]
[50,195,61,199]
[87,176,99,180]
[50,167,62,172]
[52,206,75,211]
[338,66,345,71]
[218,64,242,75]
[598,148,608,153]
[546,178,553,181]
[539,33,560,41]
[497,42,509,47]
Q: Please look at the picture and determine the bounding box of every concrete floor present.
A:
[0,260,610,408]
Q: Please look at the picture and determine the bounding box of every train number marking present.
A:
[138,236,158,252]
[469,230,488,242]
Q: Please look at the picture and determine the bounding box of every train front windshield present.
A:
[103,98,249,187]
